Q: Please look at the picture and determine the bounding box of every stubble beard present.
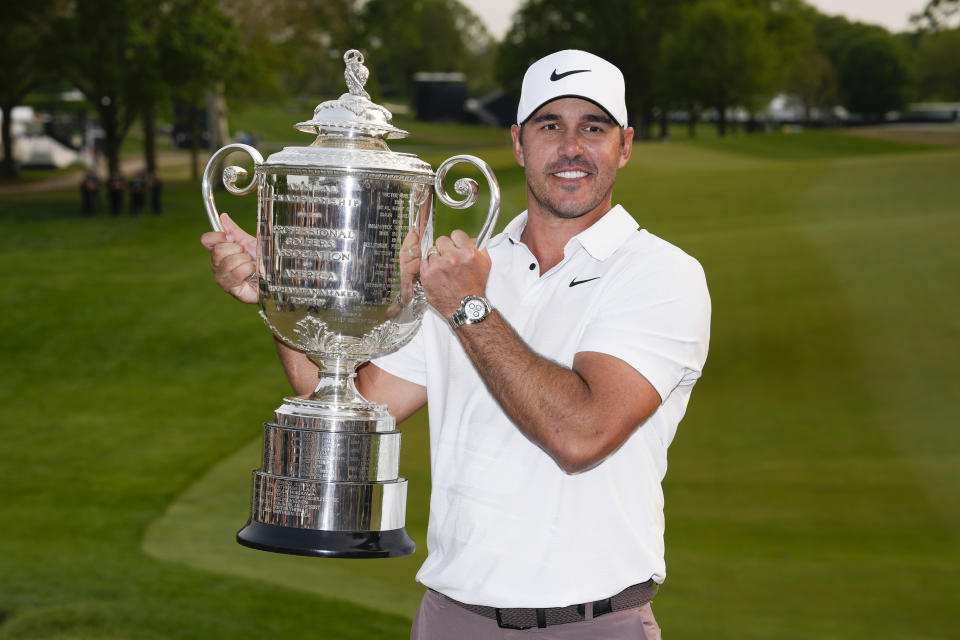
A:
[525,162,615,220]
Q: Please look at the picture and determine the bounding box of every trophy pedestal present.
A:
[237,521,415,558]
[237,397,415,559]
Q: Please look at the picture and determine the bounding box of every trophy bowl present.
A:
[200,50,499,558]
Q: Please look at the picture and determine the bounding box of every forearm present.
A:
[274,338,318,397]
[275,338,427,422]
[455,311,617,472]
[415,229,658,470]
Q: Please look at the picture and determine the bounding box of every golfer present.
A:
[203,49,710,639]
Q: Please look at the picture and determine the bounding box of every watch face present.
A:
[463,297,488,322]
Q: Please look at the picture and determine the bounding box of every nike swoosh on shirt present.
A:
[569,277,601,287]
[550,69,590,81]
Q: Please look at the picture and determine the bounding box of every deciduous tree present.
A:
[221,0,356,100]
[50,0,246,181]
[911,0,960,31]
[837,32,914,121]
[358,0,494,100]
[154,0,245,180]
[0,1,58,178]
[50,0,141,180]
[915,28,960,100]
[497,0,691,139]
[786,50,838,123]
[661,0,777,136]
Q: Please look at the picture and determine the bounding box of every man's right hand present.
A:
[200,212,258,304]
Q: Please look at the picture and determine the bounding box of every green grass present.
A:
[685,127,934,159]
[0,188,411,639]
[1,122,958,638]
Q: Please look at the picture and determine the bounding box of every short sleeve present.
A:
[371,320,429,386]
[578,252,711,402]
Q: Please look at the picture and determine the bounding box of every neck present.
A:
[520,197,613,273]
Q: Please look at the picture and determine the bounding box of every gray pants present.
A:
[411,589,662,640]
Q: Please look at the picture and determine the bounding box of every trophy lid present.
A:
[262,49,431,176]
[294,50,409,140]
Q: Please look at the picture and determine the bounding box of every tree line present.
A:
[2,0,958,179]
[2,0,247,179]
[498,0,959,138]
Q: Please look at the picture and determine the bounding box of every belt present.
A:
[439,579,658,630]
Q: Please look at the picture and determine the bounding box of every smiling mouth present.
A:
[552,170,589,179]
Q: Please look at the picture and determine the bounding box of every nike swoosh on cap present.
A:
[550,69,591,81]
[569,277,601,287]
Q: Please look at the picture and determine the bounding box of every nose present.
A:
[559,129,584,158]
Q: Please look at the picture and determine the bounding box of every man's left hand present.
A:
[420,229,491,317]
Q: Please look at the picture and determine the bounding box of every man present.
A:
[203,50,710,639]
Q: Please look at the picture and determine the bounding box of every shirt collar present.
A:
[486,211,528,249]
[566,205,639,261]
[486,205,638,261]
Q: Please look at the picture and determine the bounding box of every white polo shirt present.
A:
[373,205,710,608]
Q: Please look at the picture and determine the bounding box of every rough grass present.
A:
[1,124,958,639]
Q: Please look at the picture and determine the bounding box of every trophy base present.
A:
[236,520,416,558]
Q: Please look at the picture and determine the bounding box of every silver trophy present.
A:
[201,50,499,558]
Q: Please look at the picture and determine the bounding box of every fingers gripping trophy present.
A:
[201,50,500,558]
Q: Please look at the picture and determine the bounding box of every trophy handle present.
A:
[201,143,265,232]
[434,155,501,250]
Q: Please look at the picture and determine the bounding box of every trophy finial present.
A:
[295,48,407,138]
[343,49,371,100]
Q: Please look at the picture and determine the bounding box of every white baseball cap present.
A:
[516,50,627,127]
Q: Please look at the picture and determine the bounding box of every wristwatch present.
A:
[449,295,492,330]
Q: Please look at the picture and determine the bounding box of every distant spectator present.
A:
[147,171,163,214]
[130,173,146,214]
[80,171,102,216]
[108,172,126,215]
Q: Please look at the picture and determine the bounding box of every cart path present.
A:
[0,152,193,195]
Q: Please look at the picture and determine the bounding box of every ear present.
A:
[510,125,525,167]
[618,127,634,168]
